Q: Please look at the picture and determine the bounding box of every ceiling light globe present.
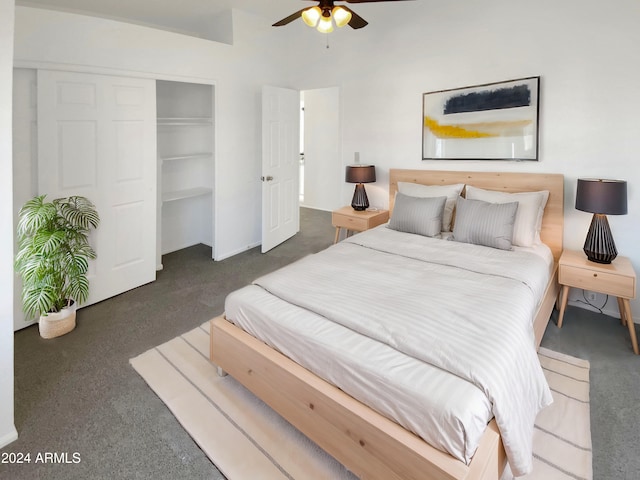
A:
[332,7,352,28]
[316,16,334,33]
[301,6,321,27]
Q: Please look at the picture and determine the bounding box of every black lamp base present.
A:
[583,214,617,264]
[351,183,369,211]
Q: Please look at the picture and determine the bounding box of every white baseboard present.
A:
[300,204,332,212]
[0,426,18,449]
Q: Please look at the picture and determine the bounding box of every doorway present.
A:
[156,80,215,269]
[299,87,342,212]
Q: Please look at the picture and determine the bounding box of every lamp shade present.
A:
[301,6,321,27]
[316,15,334,33]
[345,165,376,184]
[575,178,627,215]
[332,6,352,27]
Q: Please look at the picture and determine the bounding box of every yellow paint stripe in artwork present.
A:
[424,116,495,139]
[424,116,533,139]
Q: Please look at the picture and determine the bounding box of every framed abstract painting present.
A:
[422,76,540,161]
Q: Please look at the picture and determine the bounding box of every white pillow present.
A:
[464,185,549,247]
[397,182,465,232]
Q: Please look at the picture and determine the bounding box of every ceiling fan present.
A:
[273,0,412,33]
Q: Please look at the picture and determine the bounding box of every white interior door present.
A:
[261,85,300,253]
[37,70,157,307]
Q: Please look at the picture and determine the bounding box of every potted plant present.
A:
[15,195,100,339]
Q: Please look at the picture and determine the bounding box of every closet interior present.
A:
[156,80,215,269]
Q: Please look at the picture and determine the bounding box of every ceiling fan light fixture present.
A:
[332,6,352,28]
[316,15,334,33]
[301,6,322,27]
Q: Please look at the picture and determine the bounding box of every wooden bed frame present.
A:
[210,169,564,480]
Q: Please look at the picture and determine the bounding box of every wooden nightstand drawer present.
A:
[559,264,635,298]
[332,212,369,231]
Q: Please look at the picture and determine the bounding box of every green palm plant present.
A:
[15,195,100,317]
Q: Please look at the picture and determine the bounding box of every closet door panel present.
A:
[37,70,157,308]
[101,76,157,296]
[57,120,98,190]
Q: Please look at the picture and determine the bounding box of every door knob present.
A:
[261,175,274,182]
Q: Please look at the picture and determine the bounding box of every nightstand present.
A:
[331,206,389,244]
[558,249,638,354]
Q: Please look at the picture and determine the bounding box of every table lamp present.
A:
[575,178,627,264]
[345,165,376,211]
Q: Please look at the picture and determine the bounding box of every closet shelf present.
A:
[161,152,212,162]
[162,187,212,203]
[157,117,212,126]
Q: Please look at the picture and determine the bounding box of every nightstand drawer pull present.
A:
[593,273,597,277]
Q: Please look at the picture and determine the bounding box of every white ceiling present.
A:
[16,0,305,39]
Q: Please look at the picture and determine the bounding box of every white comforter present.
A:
[237,226,553,476]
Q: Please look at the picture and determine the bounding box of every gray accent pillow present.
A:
[397,182,465,232]
[452,197,518,250]
[388,193,446,237]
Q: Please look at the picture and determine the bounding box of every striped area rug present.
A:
[130,323,592,480]
[516,348,592,480]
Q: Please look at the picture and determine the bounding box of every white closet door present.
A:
[37,70,157,307]
[261,85,300,253]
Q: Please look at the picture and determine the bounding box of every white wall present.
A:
[281,0,640,318]
[12,68,38,331]
[0,0,18,449]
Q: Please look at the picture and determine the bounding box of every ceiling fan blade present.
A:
[340,6,368,29]
[273,8,307,27]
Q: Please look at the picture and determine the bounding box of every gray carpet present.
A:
[2,207,639,480]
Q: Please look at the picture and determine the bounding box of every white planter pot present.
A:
[39,302,77,339]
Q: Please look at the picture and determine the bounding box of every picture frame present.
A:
[422,76,540,161]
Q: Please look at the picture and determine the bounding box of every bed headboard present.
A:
[389,169,564,262]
